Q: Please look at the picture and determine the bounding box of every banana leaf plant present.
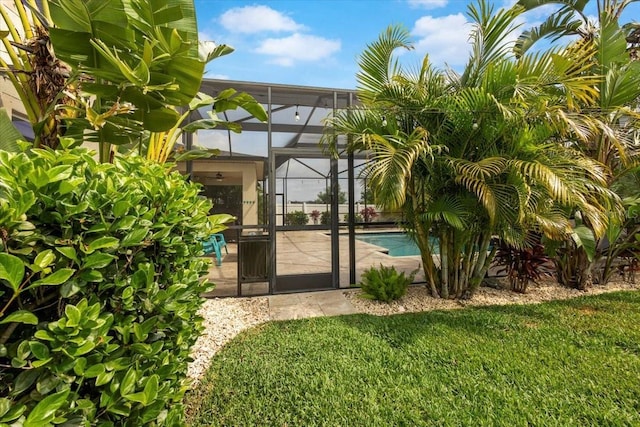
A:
[46,0,208,161]
[1,0,267,163]
[0,0,72,149]
[146,89,268,163]
[49,0,267,163]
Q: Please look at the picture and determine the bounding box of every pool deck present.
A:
[204,229,424,298]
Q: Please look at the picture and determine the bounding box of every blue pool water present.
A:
[355,232,438,257]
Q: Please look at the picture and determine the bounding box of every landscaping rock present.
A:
[187,296,269,383]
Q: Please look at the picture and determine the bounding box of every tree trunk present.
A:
[575,249,593,290]
[555,244,593,290]
[415,220,440,298]
[440,231,449,299]
[453,241,460,298]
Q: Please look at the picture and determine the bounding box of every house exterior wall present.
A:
[178,160,261,226]
[0,77,24,116]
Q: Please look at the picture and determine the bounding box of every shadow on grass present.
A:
[334,290,640,350]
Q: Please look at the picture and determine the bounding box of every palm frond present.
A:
[543,108,598,143]
[359,128,436,210]
[451,157,507,180]
[453,175,497,223]
[421,195,468,230]
[356,25,413,104]
[597,7,630,68]
[601,62,640,109]
[462,0,522,87]
[514,7,584,57]
[449,157,507,223]
[490,182,523,224]
[530,209,572,240]
[510,158,577,205]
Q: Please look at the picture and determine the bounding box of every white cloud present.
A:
[407,0,448,9]
[219,5,305,34]
[204,73,230,80]
[255,33,341,66]
[199,31,214,43]
[412,14,473,68]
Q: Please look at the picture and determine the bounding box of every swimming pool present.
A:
[355,232,437,257]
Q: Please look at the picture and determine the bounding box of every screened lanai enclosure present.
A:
[182,79,423,296]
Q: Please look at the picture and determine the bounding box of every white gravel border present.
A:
[187,296,269,383]
[344,278,640,315]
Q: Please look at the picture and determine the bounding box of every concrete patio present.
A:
[267,289,359,321]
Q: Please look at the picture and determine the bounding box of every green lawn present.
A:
[185,291,640,426]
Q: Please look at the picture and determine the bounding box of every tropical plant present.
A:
[544,211,599,289]
[494,241,552,293]
[0,144,212,425]
[360,206,378,223]
[344,213,364,224]
[156,89,266,164]
[0,108,22,152]
[320,210,331,225]
[515,0,640,288]
[0,0,266,162]
[46,0,210,161]
[310,209,321,224]
[323,0,617,299]
[207,213,236,234]
[594,192,640,284]
[0,0,73,149]
[359,264,417,302]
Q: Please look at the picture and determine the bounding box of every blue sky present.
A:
[194,0,640,89]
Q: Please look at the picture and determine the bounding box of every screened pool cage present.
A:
[181,79,421,297]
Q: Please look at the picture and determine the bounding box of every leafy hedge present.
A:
[285,210,309,226]
[0,146,212,426]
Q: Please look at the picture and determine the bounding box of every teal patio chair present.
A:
[202,233,228,266]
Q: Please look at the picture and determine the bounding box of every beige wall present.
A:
[0,77,25,117]
[179,160,261,225]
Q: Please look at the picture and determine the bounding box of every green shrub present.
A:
[0,146,212,426]
[320,211,331,225]
[343,213,363,223]
[285,210,309,226]
[358,264,416,302]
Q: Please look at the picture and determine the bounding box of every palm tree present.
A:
[515,0,640,288]
[324,0,616,299]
